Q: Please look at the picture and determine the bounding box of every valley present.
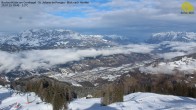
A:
[0,29,196,110]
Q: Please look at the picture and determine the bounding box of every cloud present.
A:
[140,64,175,74]
[0,0,196,37]
[0,44,155,73]
[162,41,196,53]
[140,57,196,74]
[156,42,196,59]
[158,52,186,59]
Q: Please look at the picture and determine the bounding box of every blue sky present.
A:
[0,0,196,40]
[52,11,87,18]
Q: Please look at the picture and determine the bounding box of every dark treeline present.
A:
[11,76,77,110]
[121,69,196,98]
[10,75,101,110]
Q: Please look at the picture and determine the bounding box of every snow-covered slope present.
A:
[1,85,196,110]
[140,56,196,74]
[0,85,52,110]
[147,32,196,43]
[68,92,196,110]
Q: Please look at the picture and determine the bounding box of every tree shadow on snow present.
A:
[85,103,118,110]
[0,92,12,101]
[157,96,196,110]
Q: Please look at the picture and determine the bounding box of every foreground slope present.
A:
[0,85,53,110]
[69,92,196,110]
[1,86,195,110]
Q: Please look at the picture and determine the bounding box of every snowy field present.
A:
[1,85,196,110]
[69,92,196,110]
[0,86,52,110]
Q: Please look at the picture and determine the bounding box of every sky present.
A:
[0,0,196,39]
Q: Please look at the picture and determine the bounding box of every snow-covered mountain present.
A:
[140,53,196,74]
[0,29,118,51]
[147,32,196,43]
[102,35,134,44]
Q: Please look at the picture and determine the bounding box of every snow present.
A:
[151,32,196,42]
[68,92,196,110]
[140,57,196,74]
[0,85,52,110]
[71,82,82,87]
[1,86,196,110]
[102,75,121,81]
[56,29,66,32]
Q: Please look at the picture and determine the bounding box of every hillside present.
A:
[1,86,196,110]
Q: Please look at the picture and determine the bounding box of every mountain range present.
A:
[0,29,119,51]
[147,31,196,43]
[1,29,196,52]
